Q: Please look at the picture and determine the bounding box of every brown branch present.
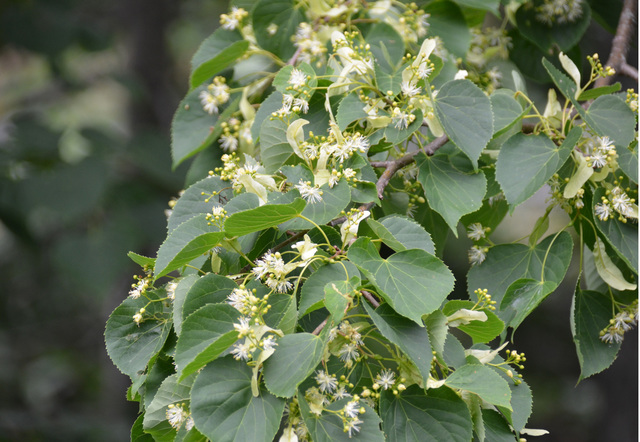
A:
[372,135,448,199]
[361,290,380,308]
[595,0,638,87]
[312,317,328,335]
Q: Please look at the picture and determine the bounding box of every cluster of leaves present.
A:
[105,0,638,441]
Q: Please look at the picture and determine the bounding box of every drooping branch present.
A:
[595,0,638,86]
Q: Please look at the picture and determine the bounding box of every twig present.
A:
[373,135,448,199]
[312,317,328,335]
[595,0,638,87]
[361,290,380,308]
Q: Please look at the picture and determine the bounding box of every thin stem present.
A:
[361,290,380,308]
[595,0,638,86]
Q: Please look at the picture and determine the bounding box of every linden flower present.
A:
[315,370,337,393]
[340,210,370,244]
[468,245,488,266]
[262,335,278,352]
[166,403,189,430]
[295,180,323,204]
[344,400,361,418]
[165,280,178,301]
[231,341,251,361]
[288,68,308,89]
[391,107,414,130]
[401,81,422,97]
[345,418,363,437]
[375,370,396,390]
[219,134,238,152]
[594,202,612,221]
[466,223,487,241]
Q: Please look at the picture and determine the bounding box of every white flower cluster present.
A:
[219,6,248,31]
[595,186,638,222]
[166,403,194,431]
[584,134,616,169]
[535,0,584,26]
[199,76,230,115]
[600,302,638,344]
[340,209,370,245]
[293,23,327,65]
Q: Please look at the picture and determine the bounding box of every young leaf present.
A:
[433,79,493,168]
[572,288,622,380]
[380,386,473,441]
[496,128,580,208]
[154,214,225,280]
[577,83,621,101]
[262,333,325,397]
[348,237,455,324]
[416,151,487,235]
[190,357,286,442]
[174,303,240,380]
[223,198,306,237]
[324,279,358,323]
[105,294,171,378]
[363,303,432,383]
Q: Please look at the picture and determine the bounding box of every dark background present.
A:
[0,0,636,441]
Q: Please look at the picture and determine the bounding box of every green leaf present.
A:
[348,237,455,324]
[460,195,509,234]
[168,176,233,232]
[424,1,471,58]
[182,273,238,323]
[496,128,580,208]
[366,215,435,255]
[131,414,155,442]
[516,1,591,51]
[189,29,249,89]
[577,83,621,101]
[173,275,200,336]
[279,179,351,230]
[363,303,432,383]
[617,141,638,184]
[155,214,224,279]
[175,303,240,380]
[262,333,325,397]
[445,363,511,409]
[259,118,293,174]
[366,22,404,72]
[585,95,636,149]
[467,232,573,309]
[380,386,473,442]
[442,300,504,344]
[482,409,518,442]
[299,396,385,442]
[452,0,499,15]
[490,91,524,136]
[273,63,317,93]
[384,109,423,145]
[299,261,361,317]
[572,288,621,380]
[375,63,404,97]
[252,90,284,142]
[324,279,358,323]
[592,187,638,273]
[337,93,368,131]
[224,198,306,237]
[252,0,303,61]
[492,366,532,432]
[128,251,156,269]
[425,310,448,354]
[433,80,493,168]
[171,88,239,168]
[416,151,487,235]
[191,357,286,442]
[143,374,194,435]
[105,294,171,378]
[500,279,559,331]
[541,57,580,104]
